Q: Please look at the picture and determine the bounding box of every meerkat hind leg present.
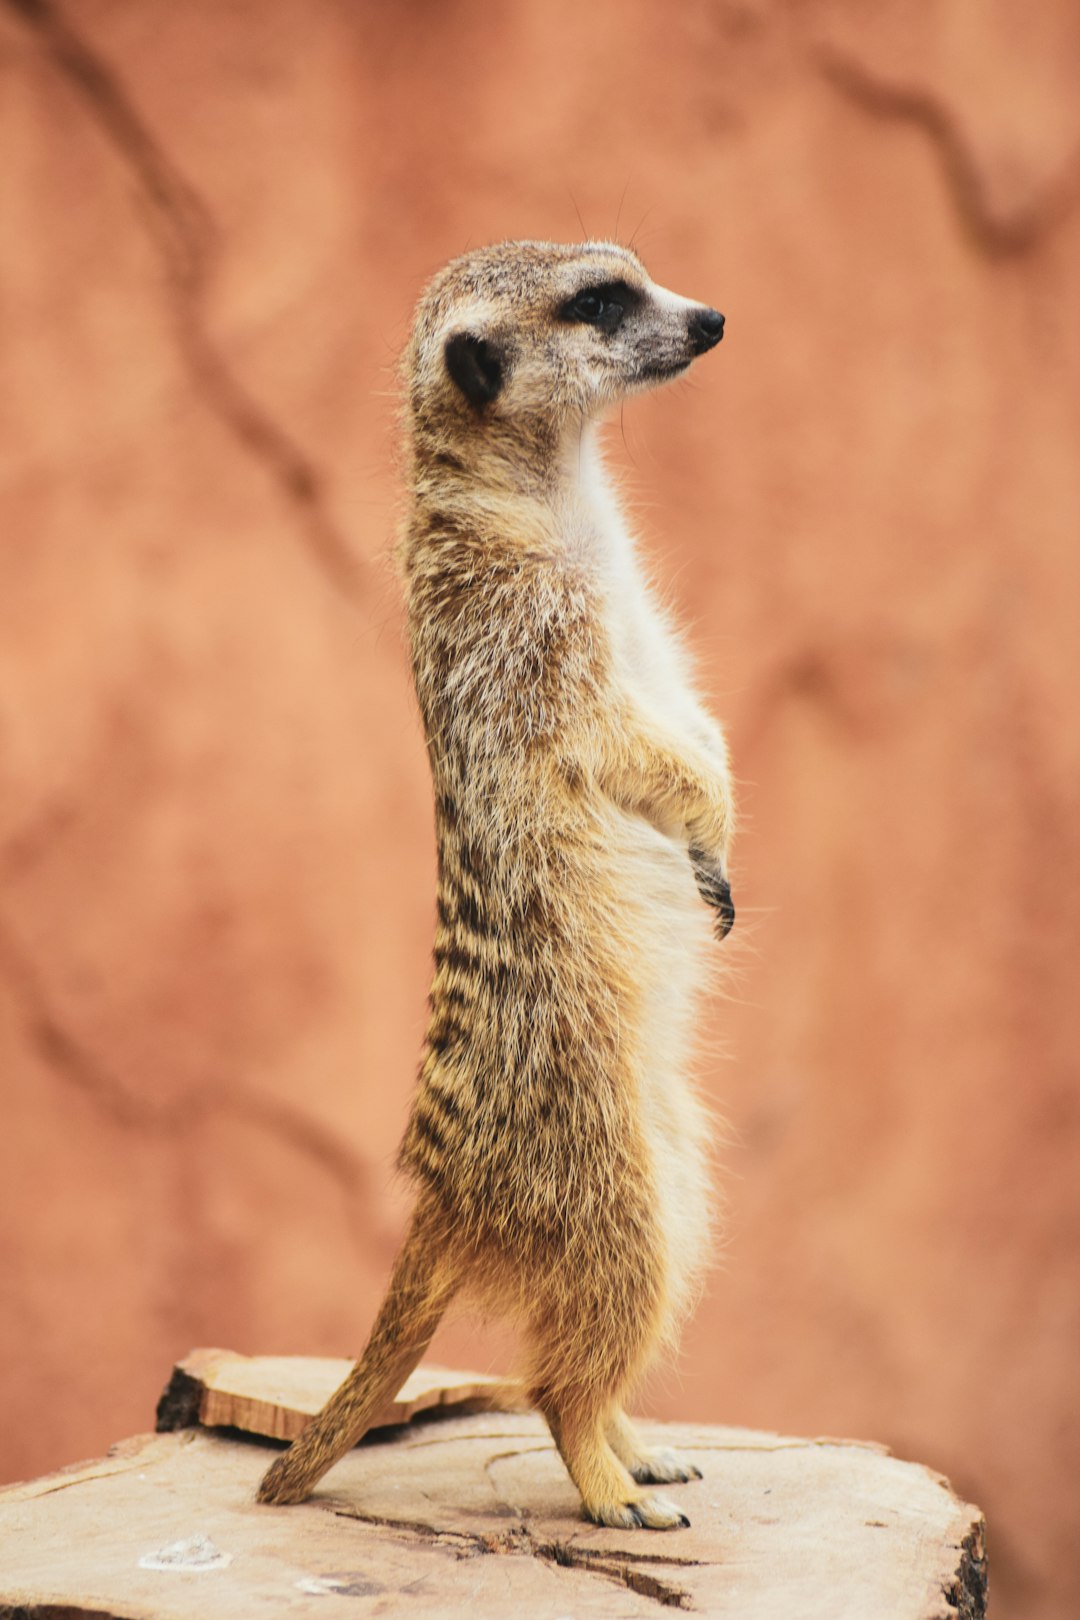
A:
[541,1397,690,1530]
[257,1207,457,1507]
[606,1404,703,1486]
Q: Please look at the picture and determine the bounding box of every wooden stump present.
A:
[0,1355,986,1619]
[154,1347,522,1440]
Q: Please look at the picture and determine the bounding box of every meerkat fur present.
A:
[258,239,735,1530]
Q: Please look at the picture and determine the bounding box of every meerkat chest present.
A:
[596,529,706,757]
[605,550,689,708]
[570,439,703,740]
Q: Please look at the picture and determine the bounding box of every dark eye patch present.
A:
[559,279,639,335]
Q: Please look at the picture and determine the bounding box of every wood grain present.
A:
[155,1347,521,1442]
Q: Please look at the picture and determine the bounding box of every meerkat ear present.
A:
[444,331,505,408]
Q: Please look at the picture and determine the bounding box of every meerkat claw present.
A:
[689,847,735,938]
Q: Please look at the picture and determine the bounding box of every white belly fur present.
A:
[613,809,717,1334]
[581,434,722,1335]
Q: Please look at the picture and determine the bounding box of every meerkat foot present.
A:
[588,1492,690,1530]
[539,1396,691,1531]
[605,1408,702,1486]
[629,1446,703,1486]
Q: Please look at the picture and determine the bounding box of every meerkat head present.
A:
[407,240,724,462]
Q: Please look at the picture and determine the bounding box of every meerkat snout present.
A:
[688,307,725,354]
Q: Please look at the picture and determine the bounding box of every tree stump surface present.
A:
[0,1356,986,1619]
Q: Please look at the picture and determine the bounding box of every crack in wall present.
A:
[329,1495,700,1610]
[4,0,369,607]
[814,39,1080,256]
[0,907,394,1258]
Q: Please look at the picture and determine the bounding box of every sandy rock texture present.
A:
[0,3,1077,1617]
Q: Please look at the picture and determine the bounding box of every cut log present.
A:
[0,1357,985,1619]
[155,1347,520,1441]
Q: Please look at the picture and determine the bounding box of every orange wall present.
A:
[1,3,1078,1616]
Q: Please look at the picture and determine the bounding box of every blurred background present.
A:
[1,0,1078,1614]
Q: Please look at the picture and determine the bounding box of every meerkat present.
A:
[257,239,734,1530]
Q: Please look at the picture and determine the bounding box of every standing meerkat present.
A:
[258,239,734,1530]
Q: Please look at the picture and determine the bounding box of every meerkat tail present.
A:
[256,1206,459,1506]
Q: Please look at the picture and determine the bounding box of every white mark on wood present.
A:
[296,1573,384,1596]
[138,1532,232,1571]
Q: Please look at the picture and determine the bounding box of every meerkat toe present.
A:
[587,1498,647,1530]
[629,1446,703,1485]
[588,1493,689,1530]
[632,1493,692,1530]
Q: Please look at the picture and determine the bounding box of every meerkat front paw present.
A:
[628,1446,703,1485]
[689,846,735,939]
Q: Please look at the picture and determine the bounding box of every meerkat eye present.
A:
[568,290,608,322]
[560,281,636,334]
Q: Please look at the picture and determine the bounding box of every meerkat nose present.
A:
[688,307,725,354]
